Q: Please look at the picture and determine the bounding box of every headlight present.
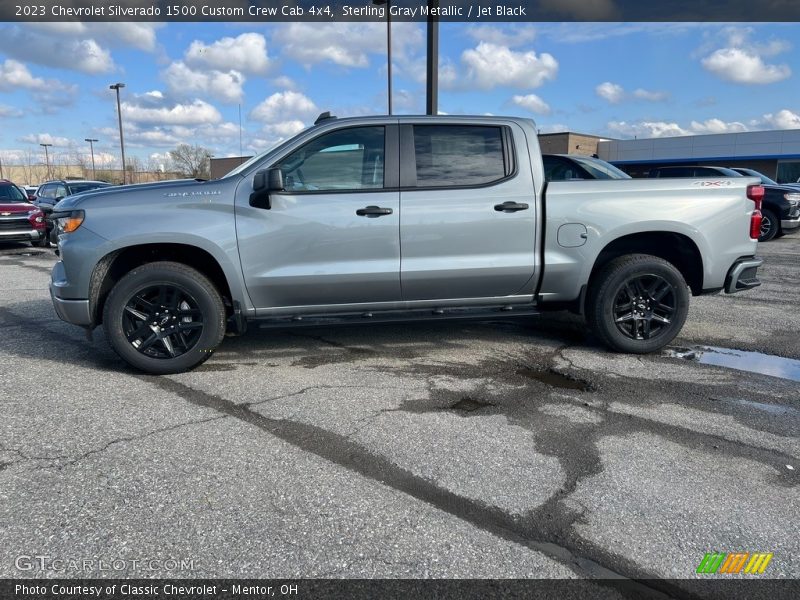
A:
[55,210,85,234]
[785,192,800,206]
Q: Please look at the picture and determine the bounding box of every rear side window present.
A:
[412,125,508,187]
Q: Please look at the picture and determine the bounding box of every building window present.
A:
[777,161,800,184]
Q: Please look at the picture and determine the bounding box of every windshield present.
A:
[570,156,631,179]
[0,184,29,202]
[223,127,313,178]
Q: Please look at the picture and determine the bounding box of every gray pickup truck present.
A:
[50,115,765,374]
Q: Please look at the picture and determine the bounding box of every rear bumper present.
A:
[724,257,763,294]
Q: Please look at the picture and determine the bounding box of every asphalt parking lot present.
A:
[0,236,798,592]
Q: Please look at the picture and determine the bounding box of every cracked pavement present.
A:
[0,237,798,594]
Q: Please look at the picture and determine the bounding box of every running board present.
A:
[255,304,540,329]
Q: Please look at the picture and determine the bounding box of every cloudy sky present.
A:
[0,21,799,170]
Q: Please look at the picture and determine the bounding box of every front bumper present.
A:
[780,216,800,231]
[0,228,45,242]
[50,259,92,326]
[724,257,763,294]
[50,284,92,326]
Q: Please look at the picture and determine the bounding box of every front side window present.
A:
[54,184,67,199]
[413,125,507,187]
[274,126,385,192]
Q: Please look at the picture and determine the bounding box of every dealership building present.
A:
[596,129,800,183]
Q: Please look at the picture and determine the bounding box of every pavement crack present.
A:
[34,416,227,471]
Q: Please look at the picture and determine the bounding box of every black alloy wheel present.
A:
[122,284,204,359]
[612,274,676,341]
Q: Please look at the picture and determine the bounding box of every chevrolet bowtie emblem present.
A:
[1,212,11,216]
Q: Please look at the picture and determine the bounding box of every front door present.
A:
[399,123,538,300]
[236,125,401,310]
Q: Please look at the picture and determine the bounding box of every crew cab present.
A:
[50,115,765,374]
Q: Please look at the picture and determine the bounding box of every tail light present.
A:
[747,184,764,209]
[747,185,764,240]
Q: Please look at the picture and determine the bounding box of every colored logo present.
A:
[696,552,773,574]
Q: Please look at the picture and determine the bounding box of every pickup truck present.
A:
[49,115,765,374]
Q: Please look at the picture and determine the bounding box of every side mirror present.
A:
[249,168,284,209]
[55,196,64,202]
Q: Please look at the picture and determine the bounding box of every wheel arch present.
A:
[585,232,704,312]
[89,243,236,327]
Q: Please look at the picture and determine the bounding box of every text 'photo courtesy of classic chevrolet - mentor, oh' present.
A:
[48,115,765,374]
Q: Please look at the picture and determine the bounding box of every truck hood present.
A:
[0,201,38,214]
[56,179,219,211]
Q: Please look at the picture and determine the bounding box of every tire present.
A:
[587,254,690,354]
[102,261,226,374]
[759,209,779,242]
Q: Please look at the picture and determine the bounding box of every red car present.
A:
[0,180,47,247]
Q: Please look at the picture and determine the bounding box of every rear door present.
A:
[236,124,402,310]
[398,122,537,300]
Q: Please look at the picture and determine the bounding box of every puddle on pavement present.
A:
[450,397,495,412]
[516,367,593,391]
[665,346,800,383]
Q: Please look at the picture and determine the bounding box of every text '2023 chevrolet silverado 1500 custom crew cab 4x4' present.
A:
[49,115,765,374]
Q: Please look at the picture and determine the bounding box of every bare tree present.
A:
[168,144,212,179]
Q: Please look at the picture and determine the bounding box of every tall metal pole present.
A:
[84,138,98,180]
[109,83,127,184]
[373,0,392,115]
[426,0,439,116]
[40,143,52,179]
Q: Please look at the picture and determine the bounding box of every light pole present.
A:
[84,138,98,180]
[109,82,127,184]
[426,0,439,116]
[40,143,53,180]
[373,0,392,114]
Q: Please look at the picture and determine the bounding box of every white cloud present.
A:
[607,121,691,138]
[700,28,791,85]
[272,75,298,90]
[702,48,790,84]
[185,33,269,74]
[596,82,625,104]
[596,82,667,104]
[162,61,245,104]
[460,43,558,90]
[688,118,748,134]
[633,88,669,102]
[274,23,384,68]
[18,133,71,146]
[0,104,23,118]
[761,109,800,129]
[27,23,161,52]
[122,99,222,126]
[0,27,114,74]
[465,25,537,48]
[512,94,551,115]
[250,91,318,123]
[0,59,48,91]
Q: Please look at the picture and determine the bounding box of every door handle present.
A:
[494,201,529,212]
[356,205,393,217]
